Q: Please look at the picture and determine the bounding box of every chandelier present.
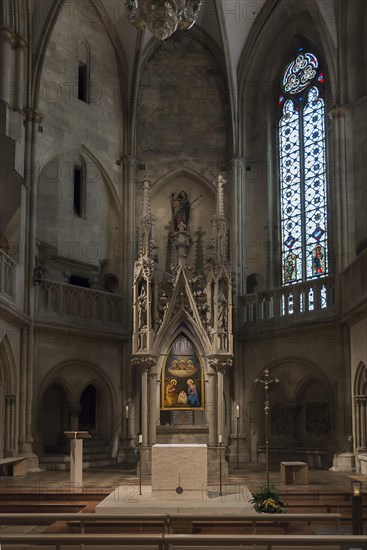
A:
[126,0,203,40]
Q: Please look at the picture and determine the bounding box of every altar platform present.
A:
[95,483,255,515]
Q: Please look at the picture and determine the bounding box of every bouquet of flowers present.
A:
[250,484,287,513]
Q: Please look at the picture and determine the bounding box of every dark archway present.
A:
[79,384,97,433]
[40,383,70,453]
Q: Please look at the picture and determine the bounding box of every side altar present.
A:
[123,175,235,476]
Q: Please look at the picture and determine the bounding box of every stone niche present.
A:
[152,444,207,492]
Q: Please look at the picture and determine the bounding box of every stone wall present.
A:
[137,32,229,183]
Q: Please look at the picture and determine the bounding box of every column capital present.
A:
[0,25,17,46]
[327,104,346,119]
[208,355,233,373]
[15,34,27,49]
[24,108,43,124]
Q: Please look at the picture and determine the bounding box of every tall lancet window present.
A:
[78,41,90,103]
[279,49,328,285]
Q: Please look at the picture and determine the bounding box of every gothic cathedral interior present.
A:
[0,0,366,476]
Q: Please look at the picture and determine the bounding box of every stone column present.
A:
[18,326,27,453]
[122,156,137,325]
[217,367,224,440]
[354,397,361,449]
[69,403,81,431]
[329,105,354,269]
[0,26,16,105]
[360,398,367,449]
[4,395,15,456]
[228,157,246,297]
[141,367,148,446]
[207,371,217,446]
[18,109,43,470]
[14,35,26,110]
[148,371,158,446]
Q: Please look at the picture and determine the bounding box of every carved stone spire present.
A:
[209,175,228,265]
[138,176,157,262]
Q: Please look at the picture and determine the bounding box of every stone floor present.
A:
[0,465,366,550]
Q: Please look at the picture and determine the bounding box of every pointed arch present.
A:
[236,0,337,290]
[154,269,211,353]
[353,362,367,450]
[161,332,205,410]
[39,144,121,210]
[152,168,214,195]
[31,0,128,111]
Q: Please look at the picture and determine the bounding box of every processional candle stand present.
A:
[219,434,223,496]
[125,405,129,451]
[254,369,279,488]
[235,404,240,469]
[138,434,143,495]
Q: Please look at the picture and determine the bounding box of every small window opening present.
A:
[78,62,88,102]
[73,166,83,217]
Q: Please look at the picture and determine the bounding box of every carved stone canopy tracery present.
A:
[208,356,233,374]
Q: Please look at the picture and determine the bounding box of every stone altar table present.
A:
[152,443,207,492]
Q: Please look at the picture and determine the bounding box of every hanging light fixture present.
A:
[126,0,202,41]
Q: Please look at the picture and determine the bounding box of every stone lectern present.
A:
[64,431,91,490]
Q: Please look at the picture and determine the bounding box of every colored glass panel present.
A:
[280,100,302,284]
[279,54,328,286]
[303,87,328,280]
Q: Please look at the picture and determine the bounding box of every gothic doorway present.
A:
[79,384,97,434]
[40,383,70,453]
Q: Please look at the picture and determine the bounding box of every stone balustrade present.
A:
[36,280,124,329]
[0,249,16,302]
[242,276,335,324]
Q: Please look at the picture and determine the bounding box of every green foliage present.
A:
[250,484,287,513]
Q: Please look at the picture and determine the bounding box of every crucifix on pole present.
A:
[254,369,279,487]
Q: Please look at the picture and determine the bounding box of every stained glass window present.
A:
[279,50,328,285]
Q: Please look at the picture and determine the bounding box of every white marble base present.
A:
[330,452,355,472]
[152,444,207,492]
[95,484,255,515]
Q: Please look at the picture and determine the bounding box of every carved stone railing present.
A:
[36,280,124,329]
[241,276,335,324]
[0,250,16,301]
[341,248,367,313]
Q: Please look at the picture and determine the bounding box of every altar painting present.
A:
[161,335,204,410]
